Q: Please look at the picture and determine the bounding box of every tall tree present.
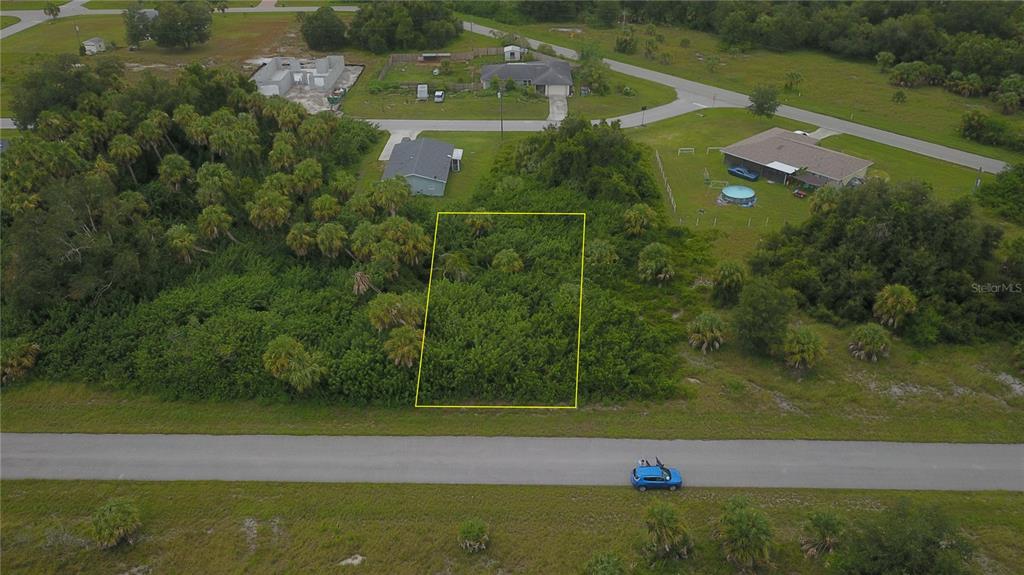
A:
[197,205,238,243]
[123,4,152,47]
[108,134,142,184]
[286,222,318,257]
[316,222,348,258]
[734,279,793,355]
[748,84,780,118]
[44,2,60,21]
[152,1,213,49]
[298,6,347,51]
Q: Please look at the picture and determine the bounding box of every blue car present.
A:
[728,165,760,181]
[631,462,683,492]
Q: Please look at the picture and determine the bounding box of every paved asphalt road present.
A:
[3,434,1022,491]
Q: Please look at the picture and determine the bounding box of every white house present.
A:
[81,37,107,56]
[503,45,527,62]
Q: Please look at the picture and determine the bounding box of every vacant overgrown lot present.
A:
[2,480,1021,574]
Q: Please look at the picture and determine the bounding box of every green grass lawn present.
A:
[342,82,550,120]
[3,480,1021,574]
[628,108,1004,257]
[460,15,1024,165]
[0,14,18,27]
[0,0,69,10]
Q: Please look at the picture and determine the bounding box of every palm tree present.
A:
[328,169,357,200]
[247,190,291,231]
[195,162,236,207]
[383,325,422,368]
[262,335,325,393]
[379,217,430,266]
[585,238,619,267]
[465,213,495,237]
[165,224,208,264]
[197,205,239,243]
[623,203,657,237]
[800,510,844,560]
[810,185,842,214]
[158,154,193,195]
[146,109,176,153]
[645,502,694,560]
[687,312,725,354]
[350,221,377,261]
[352,270,380,296]
[848,323,891,362]
[873,284,917,329]
[440,251,471,281]
[108,134,141,184]
[134,119,164,160]
[367,293,424,331]
[316,222,348,259]
[492,249,524,273]
[717,497,773,573]
[712,261,745,307]
[286,222,318,257]
[370,178,411,217]
[269,131,298,171]
[312,194,341,222]
[784,326,825,370]
[299,114,332,150]
[370,240,402,280]
[637,242,674,283]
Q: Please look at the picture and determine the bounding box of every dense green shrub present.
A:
[834,499,972,575]
[92,498,141,549]
[750,179,1012,342]
[458,518,489,553]
[978,163,1024,224]
[734,279,793,355]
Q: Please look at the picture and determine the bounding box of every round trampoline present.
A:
[719,185,757,207]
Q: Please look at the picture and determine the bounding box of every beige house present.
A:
[721,128,872,187]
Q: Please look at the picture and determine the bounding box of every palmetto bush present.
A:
[801,510,845,559]
[645,502,694,561]
[849,323,892,362]
[784,326,825,370]
[92,498,141,549]
[458,518,489,553]
[687,312,725,354]
[873,284,917,329]
[717,497,773,573]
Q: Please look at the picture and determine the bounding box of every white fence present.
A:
[653,150,679,223]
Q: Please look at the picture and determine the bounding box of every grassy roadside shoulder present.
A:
[4,378,1023,442]
[3,480,1021,574]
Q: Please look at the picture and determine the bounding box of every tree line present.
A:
[298,1,462,54]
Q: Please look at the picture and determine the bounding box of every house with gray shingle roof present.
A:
[480,61,572,97]
[721,127,872,187]
[382,137,461,197]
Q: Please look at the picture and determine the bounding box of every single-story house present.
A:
[81,37,107,56]
[252,55,345,97]
[480,61,572,97]
[382,137,463,197]
[720,128,872,187]
[503,44,527,62]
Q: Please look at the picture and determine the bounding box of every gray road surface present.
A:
[3,433,1022,491]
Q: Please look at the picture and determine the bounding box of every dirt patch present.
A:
[339,555,365,566]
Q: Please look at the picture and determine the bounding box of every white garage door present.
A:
[546,84,570,97]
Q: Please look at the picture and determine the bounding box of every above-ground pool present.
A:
[719,185,757,207]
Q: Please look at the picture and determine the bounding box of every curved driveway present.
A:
[3,433,1022,491]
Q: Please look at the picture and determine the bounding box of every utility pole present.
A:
[498,91,504,140]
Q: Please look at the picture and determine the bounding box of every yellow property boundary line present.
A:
[414,211,587,409]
